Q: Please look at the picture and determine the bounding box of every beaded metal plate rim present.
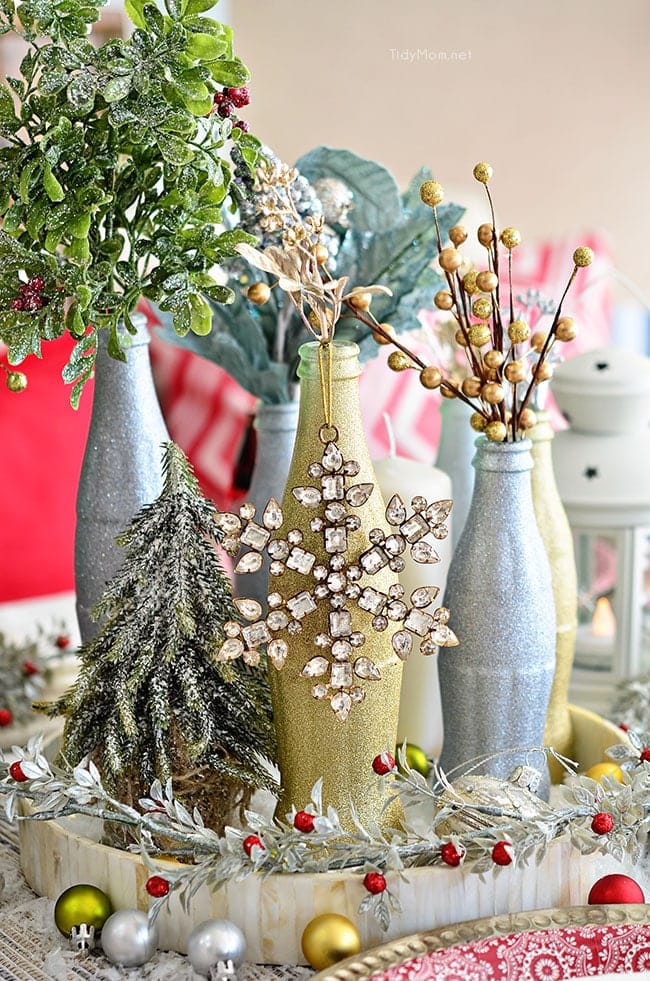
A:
[312,904,650,980]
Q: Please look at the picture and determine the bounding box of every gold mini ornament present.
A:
[500,227,522,250]
[419,365,443,389]
[504,360,526,384]
[387,351,411,372]
[481,381,505,404]
[468,323,491,347]
[472,297,492,320]
[301,914,361,970]
[6,370,27,392]
[470,411,487,431]
[508,320,530,344]
[449,224,468,245]
[438,247,462,272]
[555,316,577,342]
[473,161,493,184]
[484,349,505,369]
[485,420,507,442]
[530,330,546,353]
[462,375,483,398]
[477,223,494,247]
[573,246,593,267]
[434,290,454,310]
[247,282,271,304]
[372,322,396,345]
[348,291,372,311]
[419,179,444,207]
[476,270,498,293]
[313,243,329,264]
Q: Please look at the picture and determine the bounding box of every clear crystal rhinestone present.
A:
[239,502,256,521]
[411,541,439,564]
[267,592,283,608]
[321,474,344,501]
[386,600,407,621]
[287,547,316,575]
[331,691,352,721]
[215,512,242,535]
[350,632,365,648]
[343,460,360,476]
[325,502,347,523]
[369,528,385,545]
[222,536,240,555]
[411,585,440,608]
[262,498,283,530]
[308,462,323,478]
[331,662,353,689]
[346,565,362,582]
[384,534,405,556]
[314,564,329,580]
[242,621,271,647]
[287,529,303,545]
[359,546,388,575]
[350,686,365,703]
[404,608,434,636]
[240,521,270,549]
[315,633,332,648]
[411,495,427,513]
[312,683,329,699]
[268,639,288,669]
[310,517,325,532]
[269,561,285,576]
[358,587,387,615]
[372,615,388,631]
[331,639,352,661]
[420,636,438,655]
[389,584,405,599]
[385,494,406,525]
[322,442,343,472]
[224,621,240,638]
[434,607,451,624]
[292,486,322,508]
[345,515,361,531]
[325,527,347,554]
[288,620,302,635]
[392,630,413,659]
[345,584,361,599]
[243,648,261,667]
[287,591,317,619]
[235,597,263,621]
[329,609,352,637]
[268,539,289,560]
[330,594,345,609]
[235,551,263,574]
[218,638,244,660]
[267,610,289,631]
[327,572,346,593]
[400,514,429,543]
[389,557,405,573]
[426,500,452,524]
[431,524,449,540]
[346,482,373,507]
[315,584,329,599]
[353,657,381,681]
[329,553,345,571]
[431,624,458,646]
[301,656,329,678]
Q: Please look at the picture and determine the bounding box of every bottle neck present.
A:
[296,341,364,447]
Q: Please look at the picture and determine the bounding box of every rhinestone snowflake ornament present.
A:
[215,430,458,720]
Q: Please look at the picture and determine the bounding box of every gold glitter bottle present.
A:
[269,340,403,831]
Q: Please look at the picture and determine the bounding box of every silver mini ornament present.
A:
[187,919,246,979]
[101,909,159,967]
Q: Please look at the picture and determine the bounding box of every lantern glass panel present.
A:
[574,532,617,671]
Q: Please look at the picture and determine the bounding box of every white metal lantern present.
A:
[551,347,650,716]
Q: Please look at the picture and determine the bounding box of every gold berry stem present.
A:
[452,272,486,379]
[484,184,504,350]
[508,250,515,324]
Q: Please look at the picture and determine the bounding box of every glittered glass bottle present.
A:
[530,410,577,783]
[269,341,402,830]
[75,315,169,642]
[438,437,555,788]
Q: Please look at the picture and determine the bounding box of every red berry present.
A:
[0,709,13,727]
[640,748,650,763]
[363,872,387,894]
[28,276,45,293]
[24,295,41,312]
[440,842,465,867]
[145,875,170,898]
[10,297,25,311]
[372,752,395,775]
[23,661,39,676]
[19,283,34,297]
[619,723,630,732]
[234,118,250,133]
[217,100,233,118]
[55,635,71,650]
[213,91,226,104]
[9,761,27,782]
[228,86,250,108]
[293,810,315,833]
[591,812,615,835]
[243,834,264,857]
[492,840,513,866]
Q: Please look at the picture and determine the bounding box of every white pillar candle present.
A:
[373,443,453,759]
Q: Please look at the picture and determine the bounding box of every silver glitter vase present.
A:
[438,437,555,788]
[234,398,299,606]
[75,314,169,642]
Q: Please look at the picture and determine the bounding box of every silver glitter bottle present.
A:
[438,437,555,791]
[75,315,169,642]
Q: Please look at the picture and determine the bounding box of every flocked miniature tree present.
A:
[43,442,276,833]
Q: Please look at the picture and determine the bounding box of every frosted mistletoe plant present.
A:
[0,0,260,405]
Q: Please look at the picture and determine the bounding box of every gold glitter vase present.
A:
[269,341,403,830]
[530,411,577,782]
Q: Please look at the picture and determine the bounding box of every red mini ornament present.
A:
[591,812,615,835]
[491,841,513,866]
[55,635,70,650]
[145,875,170,898]
[440,842,465,867]
[294,810,315,833]
[363,872,386,895]
[0,709,13,727]
[372,752,395,775]
[243,834,265,857]
[640,748,650,763]
[23,660,39,676]
[588,874,645,905]
[9,761,27,782]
